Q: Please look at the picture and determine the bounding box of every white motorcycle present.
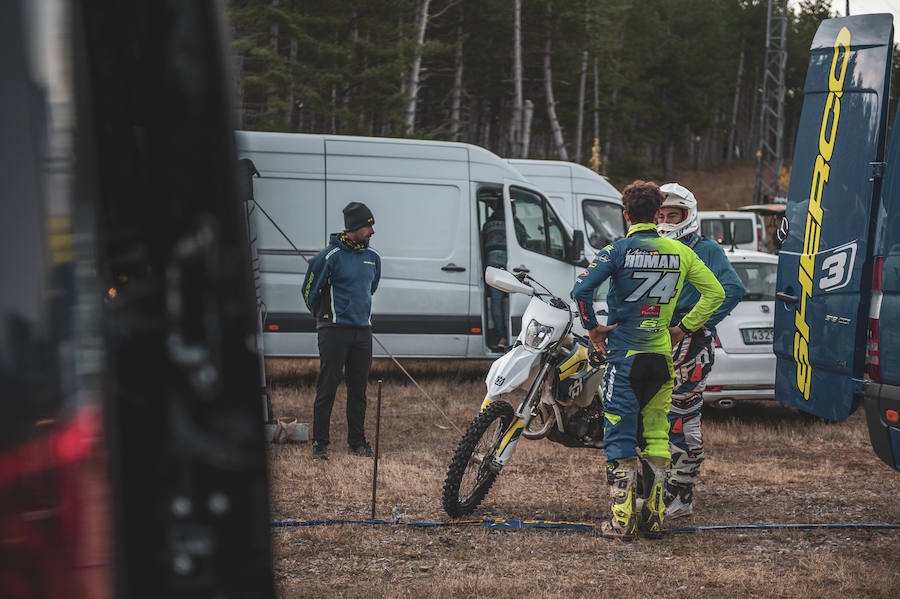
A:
[442,267,606,517]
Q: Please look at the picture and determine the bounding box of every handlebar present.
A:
[519,272,565,305]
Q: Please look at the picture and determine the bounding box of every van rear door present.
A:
[236,132,326,357]
[773,14,893,420]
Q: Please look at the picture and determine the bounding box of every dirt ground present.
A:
[264,358,900,598]
[670,162,759,211]
[606,160,762,211]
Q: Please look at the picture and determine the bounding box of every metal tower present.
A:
[754,0,788,204]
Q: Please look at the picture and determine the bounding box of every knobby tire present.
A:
[442,400,515,517]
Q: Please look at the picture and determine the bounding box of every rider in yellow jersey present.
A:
[572,181,724,539]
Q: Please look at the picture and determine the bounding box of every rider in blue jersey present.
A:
[656,183,745,519]
[573,181,724,540]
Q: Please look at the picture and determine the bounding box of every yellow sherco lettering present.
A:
[793,26,850,400]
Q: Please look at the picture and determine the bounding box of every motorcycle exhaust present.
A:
[714,398,735,409]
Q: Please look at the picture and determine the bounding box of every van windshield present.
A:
[582,200,625,249]
[732,261,778,301]
[701,218,754,245]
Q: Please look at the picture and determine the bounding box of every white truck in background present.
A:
[235,132,599,358]
[505,159,626,257]
[698,210,764,252]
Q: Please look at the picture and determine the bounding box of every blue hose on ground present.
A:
[271,518,900,534]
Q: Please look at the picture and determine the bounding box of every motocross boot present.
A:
[664,448,703,519]
[599,458,638,541]
[664,480,694,519]
[637,455,668,539]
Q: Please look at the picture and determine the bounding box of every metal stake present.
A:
[370,379,383,520]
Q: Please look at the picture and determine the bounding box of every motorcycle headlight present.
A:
[524,319,554,349]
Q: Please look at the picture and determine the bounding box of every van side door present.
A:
[773,14,893,420]
[504,185,581,338]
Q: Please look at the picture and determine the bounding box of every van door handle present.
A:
[776,292,798,304]
[441,263,466,272]
[513,265,530,273]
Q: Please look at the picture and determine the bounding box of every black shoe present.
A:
[350,441,374,457]
[312,441,328,460]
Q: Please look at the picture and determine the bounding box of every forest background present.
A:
[227,0,900,190]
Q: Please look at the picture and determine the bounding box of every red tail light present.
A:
[714,336,722,348]
[706,385,723,392]
[867,256,884,381]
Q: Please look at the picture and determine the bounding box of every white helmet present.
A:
[657,182,699,240]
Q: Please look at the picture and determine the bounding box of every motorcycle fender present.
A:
[575,368,605,408]
[485,345,542,396]
[551,403,565,433]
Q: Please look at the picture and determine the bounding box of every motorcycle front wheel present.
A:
[442,400,515,517]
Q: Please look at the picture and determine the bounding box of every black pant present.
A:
[313,326,372,447]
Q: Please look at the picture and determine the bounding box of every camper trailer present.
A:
[235,132,593,358]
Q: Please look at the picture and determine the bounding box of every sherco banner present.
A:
[773,14,893,421]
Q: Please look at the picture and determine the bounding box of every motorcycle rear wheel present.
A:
[442,400,515,517]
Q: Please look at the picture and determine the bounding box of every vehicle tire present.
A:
[522,402,556,439]
[442,400,515,517]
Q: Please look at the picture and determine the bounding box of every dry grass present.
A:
[266,358,900,599]
[609,161,760,212]
[673,162,759,211]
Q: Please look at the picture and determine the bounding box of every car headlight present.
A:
[524,319,554,349]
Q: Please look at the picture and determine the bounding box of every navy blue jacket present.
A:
[302,233,381,328]
[673,233,746,335]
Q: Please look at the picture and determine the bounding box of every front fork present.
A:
[479,360,553,467]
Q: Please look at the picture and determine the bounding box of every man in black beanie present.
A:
[302,201,380,459]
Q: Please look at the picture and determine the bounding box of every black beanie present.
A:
[343,202,375,231]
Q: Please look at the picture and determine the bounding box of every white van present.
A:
[505,159,626,256]
[235,131,590,358]
[698,210,762,252]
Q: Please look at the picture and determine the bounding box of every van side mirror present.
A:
[568,230,586,264]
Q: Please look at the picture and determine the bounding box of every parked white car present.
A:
[698,210,763,252]
[703,249,778,407]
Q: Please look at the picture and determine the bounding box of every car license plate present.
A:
[741,327,773,344]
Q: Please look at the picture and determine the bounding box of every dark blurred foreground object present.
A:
[0,1,275,597]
